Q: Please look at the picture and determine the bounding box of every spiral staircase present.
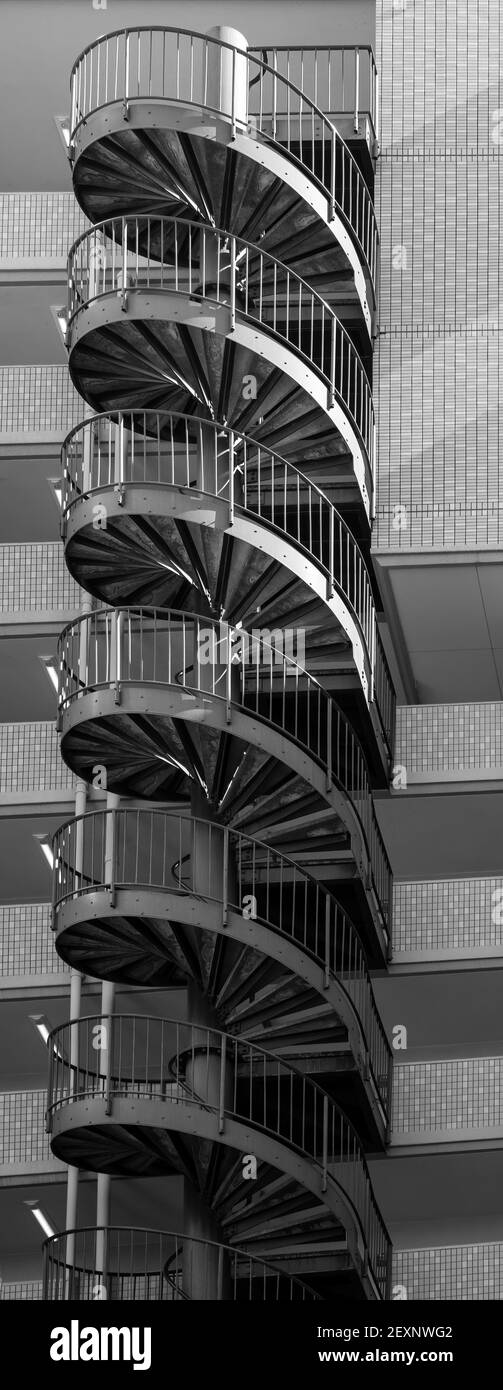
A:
[45,25,394,1302]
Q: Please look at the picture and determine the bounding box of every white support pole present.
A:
[64,606,90,1294]
[205,26,249,129]
[113,413,128,500]
[95,789,118,1293]
[95,1171,111,1297]
[182,794,235,1299]
[95,975,115,1293]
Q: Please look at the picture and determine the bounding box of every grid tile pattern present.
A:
[0,723,75,793]
[0,1091,52,1164]
[395,703,503,773]
[393,877,503,953]
[374,0,503,550]
[393,1058,503,1132]
[0,193,88,259]
[0,904,67,978]
[0,367,81,434]
[0,544,82,612]
[394,1244,503,1300]
[375,329,503,549]
[0,1282,43,1300]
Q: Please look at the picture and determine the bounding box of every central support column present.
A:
[181,789,233,1299]
[64,772,87,1297]
[206,26,249,126]
[95,790,119,1295]
[64,538,94,1297]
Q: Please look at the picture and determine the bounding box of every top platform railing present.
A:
[248,45,378,138]
[68,27,378,296]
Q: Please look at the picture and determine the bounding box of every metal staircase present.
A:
[47,24,394,1302]
[44,1227,322,1301]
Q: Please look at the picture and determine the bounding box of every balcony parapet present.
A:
[0,1090,65,1178]
[392,1056,503,1150]
[0,367,80,445]
[0,1281,43,1300]
[393,1242,503,1301]
[0,194,88,277]
[392,876,503,967]
[394,703,503,788]
[0,723,75,809]
[0,903,68,991]
[0,543,82,624]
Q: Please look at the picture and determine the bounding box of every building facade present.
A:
[0,0,502,1302]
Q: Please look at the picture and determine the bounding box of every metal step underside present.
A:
[68,317,358,491]
[72,126,364,311]
[64,512,353,664]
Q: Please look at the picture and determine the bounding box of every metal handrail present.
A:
[69,27,378,289]
[51,809,392,1110]
[43,1225,320,1301]
[66,215,375,483]
[60,409,394,749]
[46,1016,391,1296]
[248,46,378,137]
[56,607,392,928]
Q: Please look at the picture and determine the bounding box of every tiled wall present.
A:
[0,543,82,612]
[374,0,503,551]
[394,1244,503,1299]
[0,723,75,794]
[0,366,81,435]
[0,193,88,260]
[0,1091,53,1166]
[393,1058,503,1134]
[0,904,68,979]
[395,703,503,775]
[0,1281,43,1300]
[393,877,503,955]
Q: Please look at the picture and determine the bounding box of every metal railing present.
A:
[69,28,378,289]
[57,608,392,928]
[67,217,374,483]
[43,1226,320,1301]
[61,410,394,748]
[248,46,378,137]
[46,1016,391,1296]
[52,810,392,1109]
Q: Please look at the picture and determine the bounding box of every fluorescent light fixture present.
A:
[24,1201,57,1239]
[54,115,71,154]
[28,1014,52,1047]
[48,477,63,512]
[50,305,68,341]
[29,1014,65,1064]
[39,656,59,693]
[33,834,54,871]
